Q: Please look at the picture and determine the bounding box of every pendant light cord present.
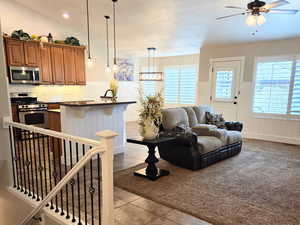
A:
[113,0,117,65]
[86,0,91,59]
[105,16,110,67]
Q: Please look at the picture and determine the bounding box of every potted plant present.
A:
[138,91,164,140]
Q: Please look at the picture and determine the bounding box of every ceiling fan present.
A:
[217,0,299,26]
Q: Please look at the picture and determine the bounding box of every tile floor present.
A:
[112,122,212,225]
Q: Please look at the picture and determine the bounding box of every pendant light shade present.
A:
[104,15,111,73]
[112,0,118,73]
[139,47,163,81]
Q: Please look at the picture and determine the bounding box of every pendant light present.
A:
[139,47,163,81]
[112,0,118,72]
[86,0,92,66]
[104,15,111,73]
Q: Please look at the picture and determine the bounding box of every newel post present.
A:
[96,130,118,225]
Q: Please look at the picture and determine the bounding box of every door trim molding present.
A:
[208,56,246,121]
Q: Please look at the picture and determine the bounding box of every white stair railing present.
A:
[4,120,117,225]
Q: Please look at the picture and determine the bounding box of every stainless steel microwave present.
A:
[9,66,40,84]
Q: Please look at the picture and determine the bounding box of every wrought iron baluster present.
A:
[83,145,88,225]
[24,131,31,196]
[76,143,82,225]
[89,146,95,225]
[10,127,22,190]
[28,131,35,198]
[8,126,16,188]
[52,137,59,213]
[42,135,48,204]
[37,133,44,201]
[64,140,70,219]
[47,136,54,209]
[20,129,27,193]
[32,132,39,200]
[69,141,76,223]
[97,153,101,225]
[58,138,64,216]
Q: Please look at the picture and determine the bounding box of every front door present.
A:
[210,59,243,121]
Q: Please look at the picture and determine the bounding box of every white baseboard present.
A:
[243,132,300,145]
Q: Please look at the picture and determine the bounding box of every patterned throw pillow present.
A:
[205,112,226,129]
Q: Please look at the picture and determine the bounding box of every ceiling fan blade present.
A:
[269,9,299,14]
[216,13,245,20]
[264,0,290,9]
[225,6,245,9]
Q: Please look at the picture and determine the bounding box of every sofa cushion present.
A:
[192,124,217,136]
[192,105,212,124]
[183,107,198,127]
[226,131,242,144]
[162,108,189,131]
[196,136,223,154]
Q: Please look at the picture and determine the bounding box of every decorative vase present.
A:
[109,78,119,98]
[139,118,159,140]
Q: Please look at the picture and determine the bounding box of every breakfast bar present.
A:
[59,100,136,163]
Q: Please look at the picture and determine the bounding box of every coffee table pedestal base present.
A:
[134,168,170,181]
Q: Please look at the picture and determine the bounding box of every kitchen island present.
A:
[59,100,136,163]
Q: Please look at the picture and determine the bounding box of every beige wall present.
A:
[199,37,300,82]
[199,38,300,145]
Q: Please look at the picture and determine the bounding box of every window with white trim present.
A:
[164,65,197,104]
[253,56,300,116]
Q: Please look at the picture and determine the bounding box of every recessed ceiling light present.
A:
[62,13,70,19]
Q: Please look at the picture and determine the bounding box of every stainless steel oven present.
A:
[9,66,40,84]
[18,104,48,128]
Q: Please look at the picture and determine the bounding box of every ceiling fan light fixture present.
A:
[246,15,257,26]
[257,14,266,25]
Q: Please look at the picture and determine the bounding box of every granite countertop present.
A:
[48,109,61,113]
[38,100,93,104]
[60,100,136,107]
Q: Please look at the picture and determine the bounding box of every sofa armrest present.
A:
[160,131,197,147]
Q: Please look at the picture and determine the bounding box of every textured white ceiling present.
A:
[11,0,300,56]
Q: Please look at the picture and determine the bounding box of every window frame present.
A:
[251,55,300,120]
[163,64,198,106]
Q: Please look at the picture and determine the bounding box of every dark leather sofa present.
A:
[158,105,243,170]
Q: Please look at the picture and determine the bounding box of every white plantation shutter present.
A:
[252,56,300,117]
[253,60,293,114]
[291,59,300,115]
[164,65,197,104]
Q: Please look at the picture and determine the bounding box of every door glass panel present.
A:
[215,70,234,100]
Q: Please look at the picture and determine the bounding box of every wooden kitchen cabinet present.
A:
[48,111,61,156]
[4,37,86,85]
[5,38,25,66]
[51,46,65,85]
[24,41,40,67]
[40,44,53,84]
[75,48,86,85]
[63,47,76,85]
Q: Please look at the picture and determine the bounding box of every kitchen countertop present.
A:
[38,100,93,104]
[60,100,136,107]
[48,109,61,113]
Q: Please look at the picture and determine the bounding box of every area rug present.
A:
[114,140,300,225]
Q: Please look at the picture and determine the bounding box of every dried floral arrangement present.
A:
[138,90,164,139]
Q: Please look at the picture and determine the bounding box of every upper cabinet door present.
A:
[40,45,53,84]
[63,47,76,85]
[51,46,65,85]
[24,41,40,67]
[75,48,86,85]
[5,39,25,66]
